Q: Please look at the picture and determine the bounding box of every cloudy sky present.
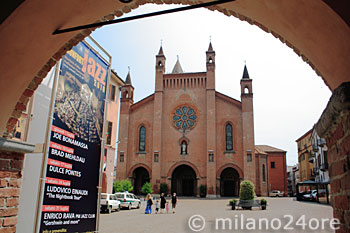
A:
[90,4,331,165]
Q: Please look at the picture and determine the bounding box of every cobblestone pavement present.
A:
[99,197,335,233]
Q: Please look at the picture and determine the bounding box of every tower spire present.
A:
[242,64,250,79]
[208,41,214,51]
[125,68,132,85]
[172,55,183,74]
[158,44,164,56]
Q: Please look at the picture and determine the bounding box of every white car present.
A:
[303,190,317,201]
[270,190,284,197]
[100,193,120,213]
[115,192,141,209]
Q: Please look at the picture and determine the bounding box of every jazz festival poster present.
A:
[39,41,109,233]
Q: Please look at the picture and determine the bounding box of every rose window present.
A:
[173,105,197,131]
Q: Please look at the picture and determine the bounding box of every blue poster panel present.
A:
[39,41,108,233]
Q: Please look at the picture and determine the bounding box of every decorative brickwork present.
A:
[0,151,24,233]
[315,82,350,233]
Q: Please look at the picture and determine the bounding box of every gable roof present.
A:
[255,147,268,155]
[130,94,154,111]
[255,145,286,153]
[215,91,241,107]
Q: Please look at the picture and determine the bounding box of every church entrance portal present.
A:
[171,165,197,196]
[132,167,150,195]
[220,167,240,197]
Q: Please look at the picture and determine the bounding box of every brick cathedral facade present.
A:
[116,43,287,197]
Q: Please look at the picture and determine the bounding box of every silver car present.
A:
[270,190,284,197]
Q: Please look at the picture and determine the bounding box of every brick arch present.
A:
[1,0,349,136]
[167,161,200,178]
[127,163,152,178]
[216,163,243,179]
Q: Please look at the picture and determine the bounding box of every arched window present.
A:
[225,123,233,151]
[139,126,146,152]
[262,164,266,182]
[244,87,250,94]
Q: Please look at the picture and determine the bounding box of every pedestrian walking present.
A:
[145,194,153,214]
[165,201,169,213]
[160,193,166,214]
[171,192,177,214]
[155,200,160,214]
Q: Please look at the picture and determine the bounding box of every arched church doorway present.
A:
[171,165,197,196]
[132,167,150,195]
[220,167,240,197]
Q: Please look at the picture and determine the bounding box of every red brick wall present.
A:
[0,151,24,233]
[268,152,288,196]
[325,112,350,233]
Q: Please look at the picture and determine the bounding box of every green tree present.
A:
[239,180,255,200]
[141,182,153,195]
[160,183,168,195]
[113,179,133,193]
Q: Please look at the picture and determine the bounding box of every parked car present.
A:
[270,190,284,197]
[115,192,141,210]
[100,193,120,213]
[302,190,317,201]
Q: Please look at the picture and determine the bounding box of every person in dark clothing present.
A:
[160,193,166,213]
[171,192,177,214]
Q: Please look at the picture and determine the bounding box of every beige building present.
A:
[296,129,314,182]
[102,69,124,193]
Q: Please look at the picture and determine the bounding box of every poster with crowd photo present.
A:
[39,41,109,233]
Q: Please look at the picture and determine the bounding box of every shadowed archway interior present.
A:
[132,167,150,195]
[220,167,240,197]
[171,165,197,196]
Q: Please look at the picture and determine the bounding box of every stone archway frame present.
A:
[217,163,243,197]
[167,161,200,179]
[216,163,243,179]
[127,163,152,179]
[2,0,349,136]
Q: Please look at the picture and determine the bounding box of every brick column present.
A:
[315,82,350,233]
[0,138,34,233]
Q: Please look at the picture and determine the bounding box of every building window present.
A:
[110,84,116,101]
[106,121,113,145]
[139,126,146,152]
[225,123,233,151]
[209,153,214,162]
[262,164,266,182]
[119,153,124,163]
[247,153,252,162]
[271,162,275,168]
[323,151,328,168]
[154,153,159,163]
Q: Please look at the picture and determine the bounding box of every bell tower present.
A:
[206,41,217,197]
[117,70,134,180]
[240,64,256,186]
[152,45,166,192]
[120,69,134,104]
[155,45,166,92]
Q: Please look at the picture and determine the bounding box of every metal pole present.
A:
[33,62,61,233]
[53,0,235,35]
[90,37,112,233]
